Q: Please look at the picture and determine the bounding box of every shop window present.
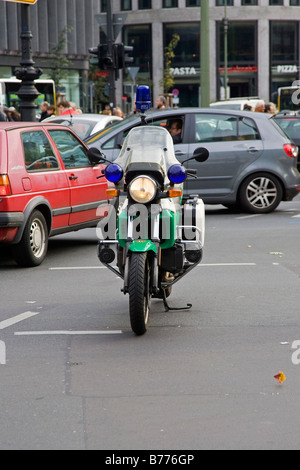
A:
[269,0,283,4]
[121,0,132,10]
[186,0,200,6]
[163,0,178,7]
[138,0,152,8]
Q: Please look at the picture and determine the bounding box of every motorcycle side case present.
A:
[182,197,205,248]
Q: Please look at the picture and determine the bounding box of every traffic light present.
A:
[99,44,114,69]
[114,43,134,70]
[89,46,100,66]
[89,44,114,70]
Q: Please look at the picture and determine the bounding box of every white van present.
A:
[210,98,263,111]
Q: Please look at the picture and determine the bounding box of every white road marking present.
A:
[15,330,122,336]
[49,266,106,270]
[49,263,256,271]
[0,341,6,365]
[0,311,39,330]
[199,263,256,267]
[235,214,262,220]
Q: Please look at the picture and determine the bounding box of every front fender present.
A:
[128,239,157,253]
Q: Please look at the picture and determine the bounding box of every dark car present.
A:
[272,111,300,171]
[85,108,300,214]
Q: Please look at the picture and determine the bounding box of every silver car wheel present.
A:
[246,176,278,209]
[239,173,283,213]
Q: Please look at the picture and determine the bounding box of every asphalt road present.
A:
[0,196,300,450]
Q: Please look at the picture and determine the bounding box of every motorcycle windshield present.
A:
[114,126,180,176]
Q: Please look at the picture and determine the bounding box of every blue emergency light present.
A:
[135,85,151,112]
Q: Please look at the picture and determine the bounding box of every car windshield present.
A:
[85,114,139,145]
[113,125,180,175]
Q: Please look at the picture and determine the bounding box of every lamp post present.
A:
[14,4,42,121]
[200,0,210,107]
[223,0,229,100]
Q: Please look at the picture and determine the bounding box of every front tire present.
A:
[128,252,151,336]
[239,173,283,213]
[12,210,48,267]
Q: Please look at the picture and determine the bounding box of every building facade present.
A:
[0,0,300,111]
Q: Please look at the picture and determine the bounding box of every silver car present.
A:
[44,113,122,140]
[85,108,300,213]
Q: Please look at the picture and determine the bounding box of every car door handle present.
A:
[247,147,259,153]
[69,174,78,180]
[175,150,187,157]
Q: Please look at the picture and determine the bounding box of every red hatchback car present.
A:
[0,122,110,267]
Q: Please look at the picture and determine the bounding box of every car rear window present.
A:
[21,131,60,172]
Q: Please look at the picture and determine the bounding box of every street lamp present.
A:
[200,0,210,107]
[223,0,229,100]
[14,4,42,121]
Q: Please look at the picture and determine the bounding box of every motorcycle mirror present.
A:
[193,147,209,162]
[181,147,209,165]
[87,147,112,165]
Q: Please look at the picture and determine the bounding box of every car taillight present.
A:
[0,175,12,196]
[283,144,298,158]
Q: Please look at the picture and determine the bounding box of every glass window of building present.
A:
[270,21,299,98]
[290,0,300,4]
[186,0,200,6]
[217,21,257,98]
[241,0,258,5]
[138,0,152,8]
[216,0,234,6]
[121,0,132,10]
[123,24,152,79]
[164,23,200,67]
[163,0,178,7]
[269,0,283,4]
[101,0,107,11]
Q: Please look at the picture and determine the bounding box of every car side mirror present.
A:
[87,147,109,165]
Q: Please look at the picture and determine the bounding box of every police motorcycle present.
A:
[88,86,209,335]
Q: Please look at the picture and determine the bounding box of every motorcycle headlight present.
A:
[129,176,157,203]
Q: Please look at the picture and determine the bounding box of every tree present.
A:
[48,26,73,94]
[160,33,180,93]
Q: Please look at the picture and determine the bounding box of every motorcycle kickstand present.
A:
[162,288,192,312]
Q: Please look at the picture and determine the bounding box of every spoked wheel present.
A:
[12,210,48,267]
[128,252,151,336]
[239,173,283,214]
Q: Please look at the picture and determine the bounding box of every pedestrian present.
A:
[102,104,112,115]
[39,101,50,121]
[47,104,56,117]
[243,104,253,111]
[7,107,21,121]
[0,108,7,121]
[113,106,124,118]
[264,102,277,114]
[57,100,80,116]
[254,101,265,113]
[155,95,166,110]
